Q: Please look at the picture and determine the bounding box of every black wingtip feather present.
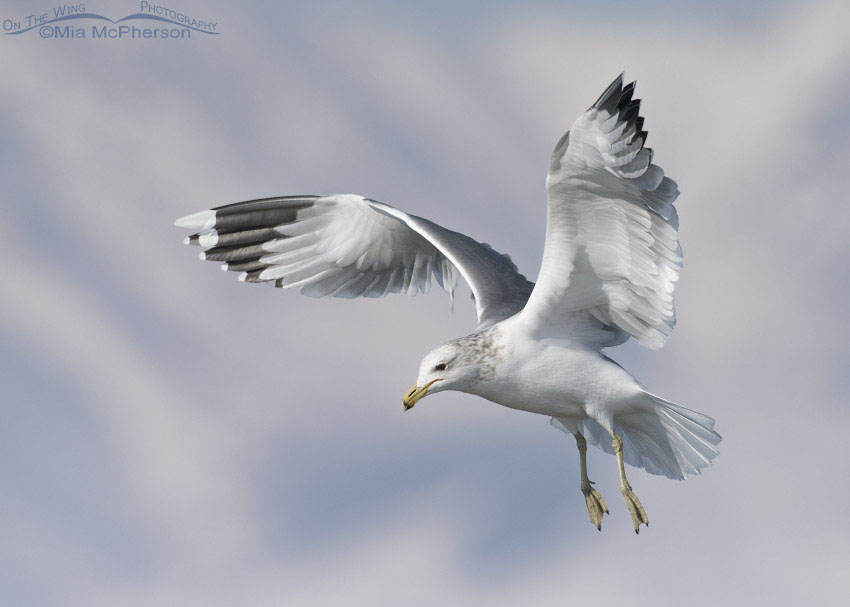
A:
[212,196,318,216]
[240,269,266,283]
[593,74,625,112]
[224,259,269,273]
[618,82,636,109]
[620,99,641,123]
[635,113,648,145]
[202,197,321,235]
[211,227,281,248]
[202,243,266,263]
[211,208,305,235]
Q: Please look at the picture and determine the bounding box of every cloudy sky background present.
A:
[2,0,849,604]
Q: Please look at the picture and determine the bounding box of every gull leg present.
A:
[613,432,649,533]
[574,433,608,531]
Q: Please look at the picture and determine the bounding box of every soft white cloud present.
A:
[1,0,848,605]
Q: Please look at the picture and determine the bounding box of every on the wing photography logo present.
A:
[2,2,219,40]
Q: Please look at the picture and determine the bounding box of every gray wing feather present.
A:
[521,74,682,349]
[176,194,533,329]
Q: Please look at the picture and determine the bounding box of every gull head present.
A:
[402,340,481,410]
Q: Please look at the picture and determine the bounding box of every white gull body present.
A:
[473,323,641,422]
[175,74,721,532]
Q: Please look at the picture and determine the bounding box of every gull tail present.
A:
[556,393,722,480]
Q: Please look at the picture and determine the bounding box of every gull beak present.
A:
[402,380,438,411]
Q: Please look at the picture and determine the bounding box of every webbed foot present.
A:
[620,482,649,533]
[581,480,609,531]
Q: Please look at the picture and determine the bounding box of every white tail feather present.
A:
[553,392,721,480]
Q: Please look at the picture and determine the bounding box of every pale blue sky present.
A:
[2,0,848,604]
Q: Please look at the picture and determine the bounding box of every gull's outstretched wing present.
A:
[175,194,534,328]
[520,74,682,348]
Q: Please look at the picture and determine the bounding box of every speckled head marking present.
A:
[450,325,503,381]
[402,326,504,410]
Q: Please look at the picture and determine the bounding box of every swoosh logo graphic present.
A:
[116,14,219,34]
[7,13,114,34]
[6,12,219,35]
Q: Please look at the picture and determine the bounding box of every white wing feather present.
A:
[520,74,682,348]
[176,194,533,329]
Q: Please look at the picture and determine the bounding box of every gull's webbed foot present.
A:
[581,480,609,531]
[612,432,649,534]
[620,481,649,534]
[573,432,608,530]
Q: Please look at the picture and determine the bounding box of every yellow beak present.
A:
[402,379,439,411]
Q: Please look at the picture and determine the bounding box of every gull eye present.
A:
[434,363,447,372]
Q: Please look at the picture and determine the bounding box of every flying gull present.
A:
[175,74,721,532]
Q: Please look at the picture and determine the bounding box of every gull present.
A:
[175,74,721,533]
